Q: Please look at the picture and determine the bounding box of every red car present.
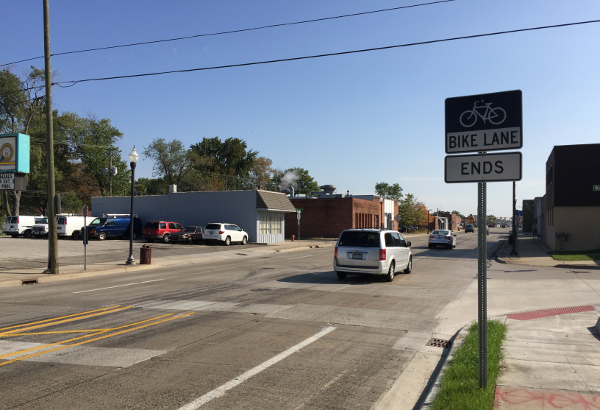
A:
[142,221,184,243]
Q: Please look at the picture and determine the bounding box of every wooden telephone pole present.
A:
[43,0,58,274]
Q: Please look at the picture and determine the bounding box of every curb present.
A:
[0,241,334,288]
[415,326,468,409]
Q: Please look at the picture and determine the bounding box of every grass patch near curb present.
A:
[549,250,600,261]
[432,320,506,410]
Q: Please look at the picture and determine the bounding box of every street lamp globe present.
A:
[129,147,139,165]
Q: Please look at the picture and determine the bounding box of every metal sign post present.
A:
[296,208,303,241]
[445,90,522,389]
[477,179,487,387]
[83,205,88,271]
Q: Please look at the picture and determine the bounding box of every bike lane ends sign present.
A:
[445,90,522,154]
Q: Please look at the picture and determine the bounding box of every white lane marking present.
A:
[72,279,165,294]
[288,254,316,260]
[178,326,336,410]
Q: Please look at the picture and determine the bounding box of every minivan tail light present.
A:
[379,249,386,261]
[16,217,19,223]
[334,246,338,259]
[219,230,225,234]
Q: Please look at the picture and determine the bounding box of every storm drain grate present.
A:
[507,305,595,321]
[22,278,38,285]
[426,338,449,348]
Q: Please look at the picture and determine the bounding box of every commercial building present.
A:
[91,189,296,244]
[543,143,600,251]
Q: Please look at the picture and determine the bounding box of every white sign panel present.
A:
[0,173,15,189]
[445,152,522,183]
[446,128,522,154]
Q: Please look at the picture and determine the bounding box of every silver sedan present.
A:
[428,230,457,249]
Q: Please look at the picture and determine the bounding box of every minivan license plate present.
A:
[352,254,362,260]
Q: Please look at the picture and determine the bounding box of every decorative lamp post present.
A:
[379,197,384,229]
[126,147,139,265]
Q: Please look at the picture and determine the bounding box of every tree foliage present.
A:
[190,137,258,191]
[143,138,192,187]
[375,182,403,202]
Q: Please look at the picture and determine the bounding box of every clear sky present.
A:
[2,0,600,219]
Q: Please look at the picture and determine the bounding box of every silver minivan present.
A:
[333,229,412,282]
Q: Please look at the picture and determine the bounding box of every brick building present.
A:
[285,196,399,239]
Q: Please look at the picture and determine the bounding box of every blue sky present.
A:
[2,0,600,218]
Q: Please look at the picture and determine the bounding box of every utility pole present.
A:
[510,181,518,255]
[109,148,113,196]
[43,0,58,274]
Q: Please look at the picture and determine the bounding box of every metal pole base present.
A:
[126,258,136,265]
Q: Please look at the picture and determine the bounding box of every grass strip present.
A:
[432,320,506,410]
[549,250,600,261]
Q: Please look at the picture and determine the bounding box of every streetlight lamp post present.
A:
[126,147,139,265]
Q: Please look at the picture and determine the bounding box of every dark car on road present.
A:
[465,224,475,233]
[170,226,204,244]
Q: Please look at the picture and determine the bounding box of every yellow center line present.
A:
[0,312,194,367]
[3,330,114,336]
[0,306,133,337]
[0,313,175,361]
[0,305,122,332]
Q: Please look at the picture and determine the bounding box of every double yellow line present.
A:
[0,305,194,367]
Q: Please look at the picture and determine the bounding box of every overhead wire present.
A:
[1,0,455,67]
[51,19,600,88]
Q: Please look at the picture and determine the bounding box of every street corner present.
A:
[495,386,600,410]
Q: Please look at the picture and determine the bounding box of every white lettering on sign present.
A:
[445,152,522,183]
[446,127,521,153]
[0,173,14,190]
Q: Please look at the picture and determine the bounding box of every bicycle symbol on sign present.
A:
[459,100,507,128]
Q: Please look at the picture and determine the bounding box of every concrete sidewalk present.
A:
[0,239,335,288]
[403,232,600,410]
[498,231,600,270]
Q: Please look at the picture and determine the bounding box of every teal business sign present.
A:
[0,133,30,174]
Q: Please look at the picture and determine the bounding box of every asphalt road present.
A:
[0,229,509,409]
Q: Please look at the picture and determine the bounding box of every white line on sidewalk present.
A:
[178,326,336,410]
[72,279,165,294]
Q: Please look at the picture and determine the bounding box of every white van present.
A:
[3,215,44,238]
[32,217,50,237]
[57,215,95,240]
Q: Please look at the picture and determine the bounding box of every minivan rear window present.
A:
[144,222,159,229]
[205,224,221,230]
[338,231,380,247]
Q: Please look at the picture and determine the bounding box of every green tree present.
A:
[375,182,403,201]
[487,214,496,225]
[190,137,258,191]
[143,138,193,188]
[246,156,275,190]
[397,193,418,226]
[136,177,169,195]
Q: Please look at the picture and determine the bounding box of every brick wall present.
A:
[285,197,395,239]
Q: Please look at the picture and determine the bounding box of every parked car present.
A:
[142,221,184,243]
[465,224,475,233]
[3,215,43,238]
[428,229,456,249]
[57,215,96,240]
[32,217,50,237]
[203,223,248,246]
[85,215,142,240]
[170,226,204,244]
[398,225,417,233]
[333,228,412,282]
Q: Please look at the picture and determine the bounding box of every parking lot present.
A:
[0,236,263,271]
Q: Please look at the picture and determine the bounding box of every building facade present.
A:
[543,143,600,251]
[284,196,399,239]
[91,190,296,244]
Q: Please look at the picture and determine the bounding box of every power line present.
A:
[53,19,600,87]
[1,0,455,67]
